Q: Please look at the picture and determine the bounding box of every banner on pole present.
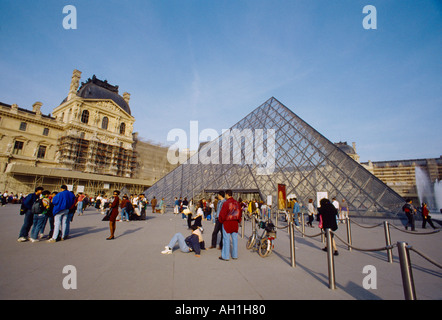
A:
[278,184,286,210]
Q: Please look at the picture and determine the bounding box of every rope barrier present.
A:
[389,224,441,235]
[348,218,383,229]
[294,226,324,238]
[407,246,442,269]
[331,231,395,252]
[245,213,441,299]
[349,217,441,234]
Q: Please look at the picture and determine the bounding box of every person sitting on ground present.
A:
[161,225,205,257]
[192,201,204,230]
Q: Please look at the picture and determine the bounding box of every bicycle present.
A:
[246,217,277,257]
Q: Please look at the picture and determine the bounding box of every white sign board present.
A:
[316,192,328,208]
[267,195,272,206]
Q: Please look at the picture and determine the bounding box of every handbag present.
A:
[102,209,111,221]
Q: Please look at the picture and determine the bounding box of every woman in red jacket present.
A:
[422,202,436,229]
[107,190,120,240]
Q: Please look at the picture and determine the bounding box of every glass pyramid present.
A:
[145,97,404,216]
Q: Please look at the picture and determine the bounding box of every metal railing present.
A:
[242,211,442,300]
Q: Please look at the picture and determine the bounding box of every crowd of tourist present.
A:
[162,190,243,260]
[7,186,438,249]
[13,185,156,243]
[160,193,353,259]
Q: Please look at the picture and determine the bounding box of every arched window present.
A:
[119,122,126,135]
[81,110,89,124]
[101,117,109,130]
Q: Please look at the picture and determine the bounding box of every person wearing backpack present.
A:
[17,187,44,242]
[47,185,75,242]
[29,190,51,242]
[218,190,242,261]
[402,198,416,231]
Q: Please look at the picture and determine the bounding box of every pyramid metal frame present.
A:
[145,97,404,216]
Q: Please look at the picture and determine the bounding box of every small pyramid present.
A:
[145,97,404,216]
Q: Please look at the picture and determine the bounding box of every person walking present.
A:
[421,202,436,229]
[174,197,179,214]
[292,198,300,227]
[403,198,416,231]
[107,190,120,240]
[340,199,349,222]
[17,187,44,242]
[47,185,75,243]
[318,198,339,256]
[218,190,242,261]
[76,193,85,215]
[210,191,225,250]
[151,196,157,214]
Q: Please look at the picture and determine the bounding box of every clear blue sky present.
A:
[0,0,441,162]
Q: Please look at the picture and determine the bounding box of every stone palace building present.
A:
[0,70,177,196]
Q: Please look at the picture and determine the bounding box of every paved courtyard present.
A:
[0,204,441,301]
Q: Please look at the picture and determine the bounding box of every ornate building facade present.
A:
[52,70,137,177]
[0,70,176,196]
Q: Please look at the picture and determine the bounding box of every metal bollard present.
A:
[383,221,393,263]
[251,216,256,236]
[275,211,279,229]
[241,213,245,239]
[301,213,305,238]
[397,241,417,300]
[289,221,296,268]
[346,217,352,251]
[326,228,336,290]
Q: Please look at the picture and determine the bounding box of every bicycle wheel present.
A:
[246,235,256,250]
[258,238,272,257]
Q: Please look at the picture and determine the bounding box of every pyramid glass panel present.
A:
[145,98,404,216]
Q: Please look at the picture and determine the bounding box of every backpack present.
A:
[225,200,242,221]
[126,201,134,213]
[31,198,44,214]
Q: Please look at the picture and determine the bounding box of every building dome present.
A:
[76,75,131,115]
[335,141,356,154]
